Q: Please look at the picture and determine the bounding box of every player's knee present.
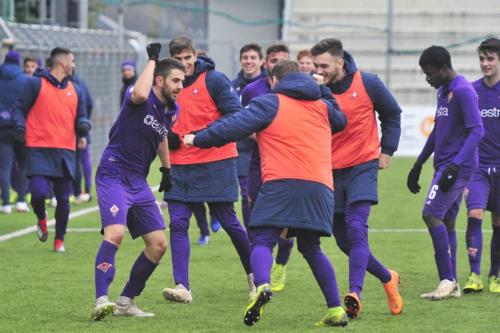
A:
[104,228,125,247]
[468,209,484,219]
[169,220,189,234]
[422,214,442,228]
[30,187,48,201]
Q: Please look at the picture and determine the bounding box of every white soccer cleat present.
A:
[450,283,461,298]
[50,197,57,208]
[91,296,116,321]
[15,202,29,212]
[74,193,91,205]
[1,205,12,214]
[420,279,458,300]
[162,284,193,303]
[248,273,257,299]
[114,297,154,317]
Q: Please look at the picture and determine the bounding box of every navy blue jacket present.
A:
[328,51,401,155]
[164,56,241,202]
[195,72,346,235]
[11,69,91,179]
[71,74,93,142]
[0,63,29,142]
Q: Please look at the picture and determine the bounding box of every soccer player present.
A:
[462,38,500,293]
[240,42,293,293]
[162,36,253,303]
[311,38,403,318]
[183,60,348,327]
[232,43,267,227]
[91,44,182,320]
[407,45,484,299]
[297,49,315,74]
[11,47,91,252]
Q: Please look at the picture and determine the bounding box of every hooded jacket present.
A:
[0,63,28,142]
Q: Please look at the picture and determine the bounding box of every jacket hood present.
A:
[34,68,70,88]
[233,67,268,91]
[184,55,215,86]
[272,72,321,100]
[0,63,22,80]
[327,50,358,94]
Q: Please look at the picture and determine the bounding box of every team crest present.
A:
[110,204,119,217]
[96,262,113,273]
[67,92,72,96]
[447,91,453,102]
[193,88,199,95]
[352,91,357,99]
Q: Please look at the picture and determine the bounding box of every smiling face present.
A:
[156,68,185,102]
[479,50,500,80]
[240,49,263,79]
[298,55,315,74]
[265,51,289,72]
[172,49,197,76]
[313,52,344,84]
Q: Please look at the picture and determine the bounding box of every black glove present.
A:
[407,162,422,194]
[438,163,459,193]
[13,130,25,144]
[76,122,90,136]
[167,131,181,150]
[146,43,162,62]
[159,167,173,192]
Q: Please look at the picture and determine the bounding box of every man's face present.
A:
[61,53,75,77]
[240,49,263,79]
[313,52,344,84]
[122,66,135,80]
[421,65,447,89]
[172,49,197,76]
[24,60,38,76]
[158,68,185,102]
[479,51,500,79]
[266,51,289,72]
[298,55,315,74]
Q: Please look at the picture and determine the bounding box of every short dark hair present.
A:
[239,43,263,60]
[477,37,500,58]
[169,36,195,56]
[154,58,185,81]
[266,42,289,59]
[311,38,343,58]
[419,46,453,69]
[23,56,37,66]
[50,47,71,66]
[269,59,299,81]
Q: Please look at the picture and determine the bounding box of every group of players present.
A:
[4,33,498,327]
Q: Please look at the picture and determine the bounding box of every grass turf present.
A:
[0,157,498,332]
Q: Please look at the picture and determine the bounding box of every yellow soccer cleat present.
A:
[488,276,500,293]
[314,306,348,327]
[270,263,287,292]
[463,272,484,293]
[243,284,272,326]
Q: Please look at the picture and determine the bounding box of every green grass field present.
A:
[0,157,498,332]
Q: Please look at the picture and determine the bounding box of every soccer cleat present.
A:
[37,217,48,242]
[463,273,483,293]
[270,263,287,292]
[210,216,221,233]
[91,296,116,321]
[197,235,210,246]
[314,306,348,327]
[162,284,193,303]
[383,270,403,315]
[0,205,12,214]
[54,239,65,253]
[15,202,29,213]
[243,284,273,326]
[344,292,362,319]
[425,279,458,300]
[74,192,92,205]
[115,298,154,317]
[488,276,500,293]
[248,273,257,299]
[450,283,462,298]
[50,197,57,208]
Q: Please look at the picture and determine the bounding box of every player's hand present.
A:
[379,153,392,169]
[13,130,25,144]
[167,131,181,150]
[77,137,87,149]
[183,134,195,147]
[407,162,422,194]
[76,122,90,136]
[438,163,459,193]
[146,43,162,62]
[312,74,325,85]
[158,167,173,192]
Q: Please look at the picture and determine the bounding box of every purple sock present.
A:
[251,227,281,285]
[121,252,158,298]
[29,176,50,220]
[276,238,294,265]
[239,176,251,228]
[53,175,72,241]
[192,203,210,237]
[298,231,341,307]
[448,229,457,281]
[429,224,454,281]
[168,201,192,289]
[466,217,482,275]
[82,145,92,193]
[209,202,252,274]
[345,201,371,298]
[490,225,500,277]
[95,240,118,299]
